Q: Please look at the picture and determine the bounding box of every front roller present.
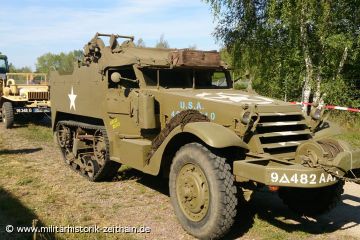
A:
[278,139,359,216]
[169,143,238,239]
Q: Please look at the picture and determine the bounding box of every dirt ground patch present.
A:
[0,122,359,240]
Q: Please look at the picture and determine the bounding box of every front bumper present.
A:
[233,151,359,188]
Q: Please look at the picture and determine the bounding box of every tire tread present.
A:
[2,102,14,129]
[170,142,238,239]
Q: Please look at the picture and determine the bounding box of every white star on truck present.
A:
[68,87,77,110]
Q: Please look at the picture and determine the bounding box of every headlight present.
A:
[19,89,27,98]
[241,111,251,125]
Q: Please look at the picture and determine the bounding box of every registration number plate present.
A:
[269,172,338,185]
[15,108,50,113]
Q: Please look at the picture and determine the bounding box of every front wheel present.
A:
[278,181,344,216]
[2,102,14,129]
[169,143,238,239]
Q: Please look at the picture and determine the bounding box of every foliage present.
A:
[35,50,83,75]
[136,38,146,48]
[204,0,360,107]
[188,44,197,50]
[155,34,170,49]
[8,63,32,73]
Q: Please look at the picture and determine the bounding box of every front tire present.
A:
[278,181,344,216]
[2,102,14,129]
[169,143,237,239]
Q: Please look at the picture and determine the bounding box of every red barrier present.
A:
[289,102,360,113]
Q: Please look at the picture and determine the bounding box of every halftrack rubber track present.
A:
[56,120,121,182]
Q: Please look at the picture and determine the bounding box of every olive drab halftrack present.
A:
[50,33,360,239]
[1,73,51,128]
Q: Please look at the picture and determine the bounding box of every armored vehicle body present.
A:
[51,33,360,239]
[1,73,51,128]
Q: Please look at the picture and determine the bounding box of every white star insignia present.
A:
[196,92,211,97]
[68,87,77,111]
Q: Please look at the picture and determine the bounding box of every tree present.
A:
[36,50,83,75]
[188,44,197,50]
[136,38,146,48]
[204,0,360,110]
[8,63,32,73]
[155,34,170,49]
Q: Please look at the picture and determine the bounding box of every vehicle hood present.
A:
[148,88,302,123]
[156,89,284,106]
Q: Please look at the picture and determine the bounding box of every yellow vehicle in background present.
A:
[0,72,51,128]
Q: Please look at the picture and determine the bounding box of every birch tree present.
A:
[204,0,360,110]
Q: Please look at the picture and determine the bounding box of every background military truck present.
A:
[1,72,51,128]
[51,33,360,240]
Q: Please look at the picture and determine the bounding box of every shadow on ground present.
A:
[250,188,360,235]
[0,187,55,240]
[114,167,169,195]
[0,148,42,155]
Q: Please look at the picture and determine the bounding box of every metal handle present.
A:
[96,32,134,41]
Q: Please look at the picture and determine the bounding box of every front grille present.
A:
[254,112,312,157]
[28,92,50,100]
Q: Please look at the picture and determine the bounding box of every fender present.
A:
[182,122,248,149]
[6,78,15,86]
[143,121,248,175]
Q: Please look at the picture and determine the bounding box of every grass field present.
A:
[331,116,360,148]
[0,120,359,240]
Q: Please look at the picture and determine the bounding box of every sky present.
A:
[0,0,220,70]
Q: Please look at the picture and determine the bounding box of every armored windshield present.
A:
[141,68,232,89]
